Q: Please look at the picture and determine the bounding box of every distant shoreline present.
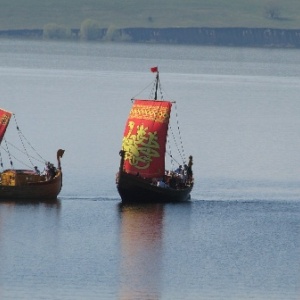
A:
[1,27,300,48]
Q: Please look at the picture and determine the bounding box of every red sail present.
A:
[0,108,12,145]
[122,100,172,178]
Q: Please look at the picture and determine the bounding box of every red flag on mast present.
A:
[150,66,158,73]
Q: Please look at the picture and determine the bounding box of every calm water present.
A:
[0,39,299,299]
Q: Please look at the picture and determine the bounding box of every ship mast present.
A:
[154,71,159,100]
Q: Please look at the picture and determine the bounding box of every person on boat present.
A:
[34,166,40,175]
[182,164,188,184]
[157,179,168,188]
[48,163,56,180]
[187,155,193,181]
[169,174,177,189]
[175,165,182,174]
[43,162,56,180]
[42,162,50,178]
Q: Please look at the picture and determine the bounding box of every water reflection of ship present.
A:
[0,199,61,299]
[0,199,61,209]
[0,199,61,244]
[118,203,165,300]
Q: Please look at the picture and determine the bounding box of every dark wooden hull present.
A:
[117,172,193,203]
[0,170,63,201]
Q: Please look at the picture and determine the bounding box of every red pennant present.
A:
[150,66,158,73]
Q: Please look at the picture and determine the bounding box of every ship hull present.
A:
[117,172,192,203]
[0,170,63,201]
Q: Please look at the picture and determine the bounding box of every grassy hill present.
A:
[0,0,300,31]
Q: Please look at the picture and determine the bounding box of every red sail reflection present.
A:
[119,204,164,300]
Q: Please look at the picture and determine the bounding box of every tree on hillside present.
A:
[80,19,102,40]
[43,23,71,40]
[104,25,131,42]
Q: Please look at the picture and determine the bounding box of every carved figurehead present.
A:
[57,149,65,170]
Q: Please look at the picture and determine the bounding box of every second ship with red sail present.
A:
[116,67,194,203]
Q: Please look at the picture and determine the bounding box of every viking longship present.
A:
[116,67,194,203]
[0,108,64,201]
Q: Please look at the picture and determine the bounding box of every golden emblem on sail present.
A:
[129,104,170,123]
[0,109,12,144]
[122,121,160,169]
[0,114,10,125]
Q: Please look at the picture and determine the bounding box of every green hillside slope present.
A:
[0,0,300,30]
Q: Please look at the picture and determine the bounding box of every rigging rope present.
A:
[0,114,47,170]
[149,78,158,99]
[173,102,186,163]
[130,72,188,171]
[6,141,45,164]
[147,76,164,100]
[3,139,13,168]
[132,80,154,100]
[0,145,32,169]
[166,150,181,166]
[132,74,165,101]
[12,114,46,165]
[157,78,164,100]
[168,125,185,164]
[153,73,187,167]
[0,150,3,169]
[166,135,175,171]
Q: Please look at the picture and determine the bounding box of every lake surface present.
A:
[0,39,299,299]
